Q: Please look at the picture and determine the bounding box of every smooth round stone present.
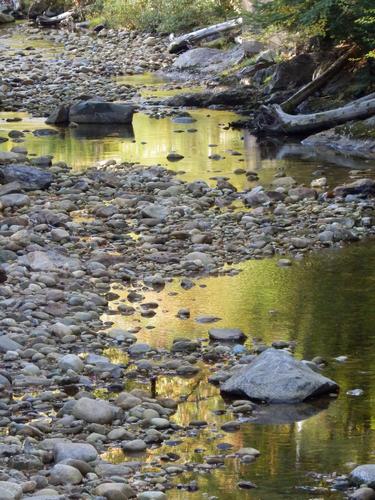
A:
[72,397,115,424]
[138,492,167,500]
[58,354,84,373]
[0,481,23,500]
[94,482,136,499]
[122,439,147,452]
[150,417,170,429]
[49,464,82,485]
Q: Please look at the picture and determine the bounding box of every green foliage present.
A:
[89,0,241,33]
[245,0,375,51]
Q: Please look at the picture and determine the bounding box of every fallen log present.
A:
[280,46,357,113]
[36,9,74,27]
[168,17,243,54]
[255,95,375,135]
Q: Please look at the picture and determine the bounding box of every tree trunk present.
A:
[168,17,243,54]
[36,10,74,27]
[255,96,375,135]
[280,46,357,113]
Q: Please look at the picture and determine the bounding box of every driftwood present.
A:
[36,10,74,27]
[168,17,243,54]
[255,96,375,135]
[280,46,357,113]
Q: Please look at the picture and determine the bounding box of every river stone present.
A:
[333,178,375,197]
[0,481,22,499]
[350,488,375,500]
[220,348,339,403]
[122,439,147,452]
[58,354,84,373]
[0,165,53,190]
[351,465,375,488]
[72,397,115,424]
[183,251,214,268]
[0,193,30,208]
[69,100,135,124]
[0,335,22,353]
[19,250,81,272]
[209,328,246,342]
[94,482,136,499]
[138,493,167,500]
[141,204,169,220]
[49,464,82,485]
[53,442,98,463]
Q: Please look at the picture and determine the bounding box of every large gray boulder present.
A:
[69,100,135,125]
[172,46,245,75]
[350,465,375,488]
[220,348,339,403]
[0,165,53,190]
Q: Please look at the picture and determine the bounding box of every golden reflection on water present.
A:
[99,243,375,498]
[0,110,354,190]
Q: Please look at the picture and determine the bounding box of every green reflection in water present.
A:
[115,72,204,98]
[0,110,356,190]
[102,243,375,499]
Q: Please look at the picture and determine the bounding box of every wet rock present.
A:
[351,465,375,488]
[69,100,135,124]
[221,348,339,403]
[72,397,116,424]
[167,152,184,162]
[209,328,246,342]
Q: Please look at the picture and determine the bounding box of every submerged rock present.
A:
[220,348,339,403]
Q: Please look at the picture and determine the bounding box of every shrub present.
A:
[245,0,375,52]
[89,0,242,33]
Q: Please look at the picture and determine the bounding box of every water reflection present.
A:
[0,110,367,190]
[101,243,375,498]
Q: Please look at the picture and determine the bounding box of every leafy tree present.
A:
[246,0,375,52]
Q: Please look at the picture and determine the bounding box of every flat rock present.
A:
[209,328,246,342]
[53,442,98,463]
[72,397,116,424]
[94,482,136,499]
[220,348,339,403]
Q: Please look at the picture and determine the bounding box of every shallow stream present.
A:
[1,32,375,499]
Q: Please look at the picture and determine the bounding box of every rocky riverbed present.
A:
[0,22,175,115]
[0,148,374,498]
[1,21,375,500]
